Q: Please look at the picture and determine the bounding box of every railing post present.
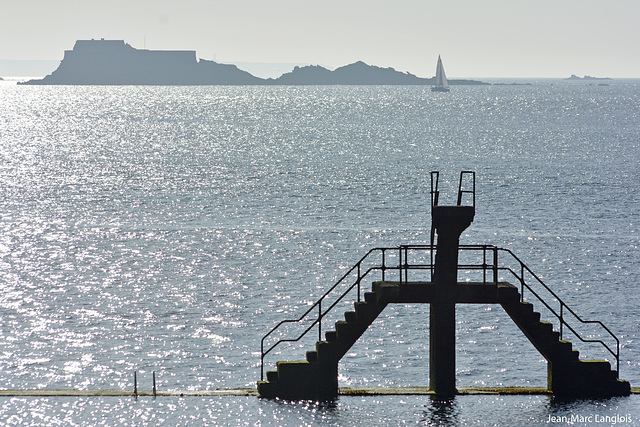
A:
[399,247,403,284]
[560,304,564,340]
[430,244,434,282]
[381,249,386,282]
[482,246,487,285]
[404,246,408,283]
[493,246,498,283]
[404,248,409,283]
[318,300,322,343]
[357,263,361,303]
[520,263,524,302]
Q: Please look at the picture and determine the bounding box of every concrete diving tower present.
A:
[258,172,630,400]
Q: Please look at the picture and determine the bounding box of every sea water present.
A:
[0,80,638,425]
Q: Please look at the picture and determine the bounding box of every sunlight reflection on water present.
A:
[0,82,639,423]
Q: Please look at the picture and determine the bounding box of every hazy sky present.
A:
[2,0,639,78]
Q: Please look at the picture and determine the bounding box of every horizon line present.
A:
[0,59,636,81]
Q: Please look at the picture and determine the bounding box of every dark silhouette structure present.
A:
[258,172,630,400]
[428,172,476,395]
[19,39,262,85]
[19,39,489,86]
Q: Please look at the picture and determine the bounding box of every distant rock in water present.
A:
[270,61,429,85]
[270,65,335,85]
[566,74,612,81]
[19,39,489,86]
[269,61,488,86]
[19,39,263,85]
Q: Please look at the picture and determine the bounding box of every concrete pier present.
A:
[429,204,475,396]
[4,387,638,397]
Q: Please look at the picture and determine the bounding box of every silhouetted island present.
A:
[269,61,486,85]
[19,39,261,85]
[19,39,488,86]
[566,74,612,81]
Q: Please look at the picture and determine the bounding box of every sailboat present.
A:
[431,55,450,92]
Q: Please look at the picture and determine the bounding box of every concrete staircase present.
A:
[258,281,630,400]
[498,285,631,398]
[257,291,388,400]
[260,177,630,400]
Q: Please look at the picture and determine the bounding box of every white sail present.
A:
[434,55,449,88]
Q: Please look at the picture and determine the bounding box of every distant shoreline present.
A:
[17,39,489,86]
[3,41,629,84]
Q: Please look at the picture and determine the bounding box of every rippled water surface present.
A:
[0,81,639,424]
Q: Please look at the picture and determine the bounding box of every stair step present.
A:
[557,340,573,352]
[257,380,277,398]
[316,341,332,360]
[555,341,579,361]
[578,359,612,373]
[364,292,377,304]
[519,321,554,338]
[502,301,537,319]
[497,285,520,302]
[325,330,337,342]
[345,311,358,323]
[355,301,380,322]
[354,301,371,314]
[266,370,279,382]
[276,360,314,379]
[519,302,534,311]
[317,339,350,362]
[515,304,536,318]
[512,310,542,326]
[550,359,627,397]
[336,320,355,339]
[527,324,560,347]
[306,350,318,363]
[537,321,554,333]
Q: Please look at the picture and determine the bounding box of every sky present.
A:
[1,0,639,78]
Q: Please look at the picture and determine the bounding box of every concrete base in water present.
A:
[1,387,637,397]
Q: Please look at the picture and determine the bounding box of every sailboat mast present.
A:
[431,55,450,92]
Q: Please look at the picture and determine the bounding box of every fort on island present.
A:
[19,39,489,86]
[19,39,261,85]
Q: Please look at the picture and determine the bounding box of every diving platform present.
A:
[371,280,517,304]
[258,172,631,400]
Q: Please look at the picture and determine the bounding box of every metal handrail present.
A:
[260,244,620,380]
[430,170,476,208]
[495,247,620,377]
[260,247,401,381]
[457,171,476,207]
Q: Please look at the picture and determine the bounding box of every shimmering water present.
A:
[0,80,639,425]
